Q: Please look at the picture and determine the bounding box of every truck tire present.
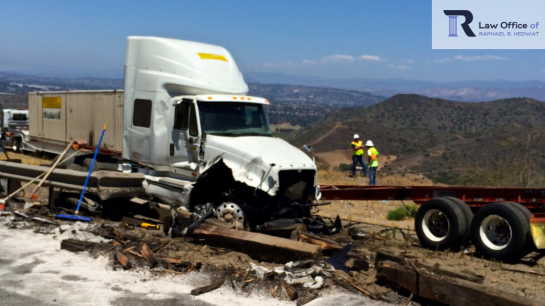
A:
[415,198,470,251]
[67,164,88,172]
[471,202,530,261]
[503,202,534,252]
[82,158,99,172]
[442,197,473,244]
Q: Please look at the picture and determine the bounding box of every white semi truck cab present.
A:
[1,108,29,152]
[123,37,320,225]
[28,37,320,227]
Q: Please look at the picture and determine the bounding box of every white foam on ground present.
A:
[0,218,388,305]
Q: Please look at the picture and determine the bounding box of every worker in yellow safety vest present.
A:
[366,140,379,185]
[350,134,368,178]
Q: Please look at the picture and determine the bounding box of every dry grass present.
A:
[0,151,48,165]
[318,170,434,186]
[315,170,440,229]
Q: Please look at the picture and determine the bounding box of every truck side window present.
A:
[189,104,199,136]
[174,102,190,130]
[133,99,152,128]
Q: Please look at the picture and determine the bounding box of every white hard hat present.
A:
[365,140,374,146]
[353,134,360,139]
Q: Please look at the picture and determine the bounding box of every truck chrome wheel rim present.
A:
[217,202,245,227]
[480,215,512,251]
[422,209,450,242]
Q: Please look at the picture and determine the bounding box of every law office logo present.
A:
[444,10,476,37]
[432,0,544,49]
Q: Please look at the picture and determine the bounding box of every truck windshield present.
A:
[12,114,27,121]
[197,102,272,137]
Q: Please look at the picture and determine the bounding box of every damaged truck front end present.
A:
[188,96,320,228]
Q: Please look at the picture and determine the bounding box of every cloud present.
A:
[453,55,507,61]
[359,55,385,62]
[263,53,385,67]
[388,65,409,70]
[263,61,298,68]
[433,57,453,63]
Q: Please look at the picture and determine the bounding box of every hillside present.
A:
[292,94,545,187]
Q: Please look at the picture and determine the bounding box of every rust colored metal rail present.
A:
[319,185,545,210]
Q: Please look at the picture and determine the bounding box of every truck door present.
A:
[170,99,201,172]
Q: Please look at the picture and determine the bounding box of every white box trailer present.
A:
[27,90,124,154]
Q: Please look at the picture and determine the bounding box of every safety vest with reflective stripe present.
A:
[351,141,363,156]
[368,147,379,167]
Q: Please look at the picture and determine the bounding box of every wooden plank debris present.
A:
[501,265,545,276]
[192,224,321,263]
[116,251,132,270]
[140,243,158,268]
[346,279,378,300]
[298,233,343,252]
[376,260,542,306]
[283,283,299,301]
[375,251,484,284]
[190,279,226,296]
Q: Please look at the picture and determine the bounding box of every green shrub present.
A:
[387,204,418,221]
[338,163,352,171]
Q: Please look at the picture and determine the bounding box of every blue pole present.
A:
[75,124,107,214]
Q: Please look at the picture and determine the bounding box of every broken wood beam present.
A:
[192,224,321,263]
[60,239,111,253]
[298,232,343,252]
[376,260,541,306]
[190,279,226,296]
[375,251,484,284]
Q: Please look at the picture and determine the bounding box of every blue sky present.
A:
[0,0,543,82]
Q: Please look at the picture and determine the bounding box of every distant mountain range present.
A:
[245,72,545,102]
[3,71,544,103]
[0,72,386,126]
[290,94,545,186]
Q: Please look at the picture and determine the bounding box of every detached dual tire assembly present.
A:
[415,197,533,261]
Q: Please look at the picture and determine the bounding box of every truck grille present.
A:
[278,170,315,201]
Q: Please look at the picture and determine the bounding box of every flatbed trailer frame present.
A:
[320,184,545,260]
[320,185,545,211]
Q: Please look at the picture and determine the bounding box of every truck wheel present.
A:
[216,202,246,230]
[13,139,22,153]
[471,202,530,261]
[415,198,470,250]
